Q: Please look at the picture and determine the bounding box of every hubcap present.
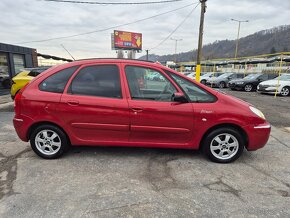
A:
[219,83,225,88]
[245,84,252,92]
[281,87,289,96]
[210,133,239,160]
[35,130,61,155]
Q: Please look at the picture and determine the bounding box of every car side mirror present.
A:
[172,92,188,103]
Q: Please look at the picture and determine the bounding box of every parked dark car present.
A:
[229,73,277,92]
[206,73,245,88]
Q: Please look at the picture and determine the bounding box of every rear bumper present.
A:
[13,115,34,142]
[244,122,271,151]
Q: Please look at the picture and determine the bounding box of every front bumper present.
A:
[229,83,244,90]
[257,86,280,94]
[244,122,271,151]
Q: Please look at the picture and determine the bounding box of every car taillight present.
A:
[14,83,28,115]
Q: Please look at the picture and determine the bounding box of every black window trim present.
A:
[164,69,217,103]
[38,65,80,94]
[67,64,123,99]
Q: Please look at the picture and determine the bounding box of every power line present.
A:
[43,0,185,5]
[149,3,199,51]
[15,2,197,44]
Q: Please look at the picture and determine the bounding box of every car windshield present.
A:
[244,74,261,80]
[217,73,232,79]
[274,74,290,81]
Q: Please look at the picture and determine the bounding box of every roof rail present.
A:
[74,58,155,63]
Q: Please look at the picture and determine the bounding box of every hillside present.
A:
[139,25,290,62]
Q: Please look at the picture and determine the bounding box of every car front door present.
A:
[123,64,194,147]
[59,63,130,144]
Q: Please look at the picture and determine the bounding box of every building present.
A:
[0,42,37,89]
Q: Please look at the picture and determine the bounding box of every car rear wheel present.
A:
[200,80,206,84]
[244,84,253,92]
[30,124,69,159]
[280,86,290,96]
[202,127,245,163]
[219,81,226,89]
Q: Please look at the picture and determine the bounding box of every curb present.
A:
[0,102,14,112]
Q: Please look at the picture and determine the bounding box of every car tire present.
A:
[202,127,245,163]
[219,81,226,89]
[200,80,206,84]
[244,84,253,92]
[30,124,69,159]
[280,86,290,96]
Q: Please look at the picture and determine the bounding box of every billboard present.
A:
[113,30,142,51]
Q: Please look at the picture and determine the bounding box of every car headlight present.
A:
[249,106,265,119]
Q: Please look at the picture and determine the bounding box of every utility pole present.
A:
[195,0,207,83]
[231,19,249,59]
[170,38,182,63]
[146,49,149,61]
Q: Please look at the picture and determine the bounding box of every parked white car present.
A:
[257,74,290,96]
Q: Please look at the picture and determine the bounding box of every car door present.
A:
[59,63,130,144]
[123,64,194,147]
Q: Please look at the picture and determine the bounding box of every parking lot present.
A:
[0,90,290,217]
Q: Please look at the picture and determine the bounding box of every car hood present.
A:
[216,91,251,108]
[207,77,225,82]
[229,79,243,83]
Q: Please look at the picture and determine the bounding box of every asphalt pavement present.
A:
[0,111,290,217]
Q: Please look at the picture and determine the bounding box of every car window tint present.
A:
[168,71,216,103]
[69,65,121,98]
[125,66,177,102]
[39,66,79,93]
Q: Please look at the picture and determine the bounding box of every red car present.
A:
[13,59,271,163]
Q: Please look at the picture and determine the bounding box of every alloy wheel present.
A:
[281,87,290,96]
[244,84,253,92]
[210,133,239,160]
[35,130,62,155]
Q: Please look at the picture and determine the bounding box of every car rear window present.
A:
[68,65,122,98]
[39,66,79,93]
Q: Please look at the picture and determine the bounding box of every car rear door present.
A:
[122,64,194,147]
[59,63,130,145]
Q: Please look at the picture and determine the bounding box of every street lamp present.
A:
[231,19,249,59]
[170,38,182,63]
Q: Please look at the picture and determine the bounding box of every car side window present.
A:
[259,74,268,80]
[69,65,122,99]
[39,66,79,93]
[125,66,177,102]
[237,74,244,79]
[167,71,217,103]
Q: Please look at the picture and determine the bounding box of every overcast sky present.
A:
[0,0,289,59]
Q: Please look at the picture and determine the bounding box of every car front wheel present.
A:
[280,86,290,96]
[244,84,253,92]
[219,82,226,89]
[30,124,69,159]
[202,127,245,163]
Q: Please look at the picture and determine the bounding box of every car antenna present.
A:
[60,44,76,61]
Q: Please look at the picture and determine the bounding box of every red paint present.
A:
[13,59,270,152]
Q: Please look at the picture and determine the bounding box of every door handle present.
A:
[130,107,143,112]
[67,100,79,106]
